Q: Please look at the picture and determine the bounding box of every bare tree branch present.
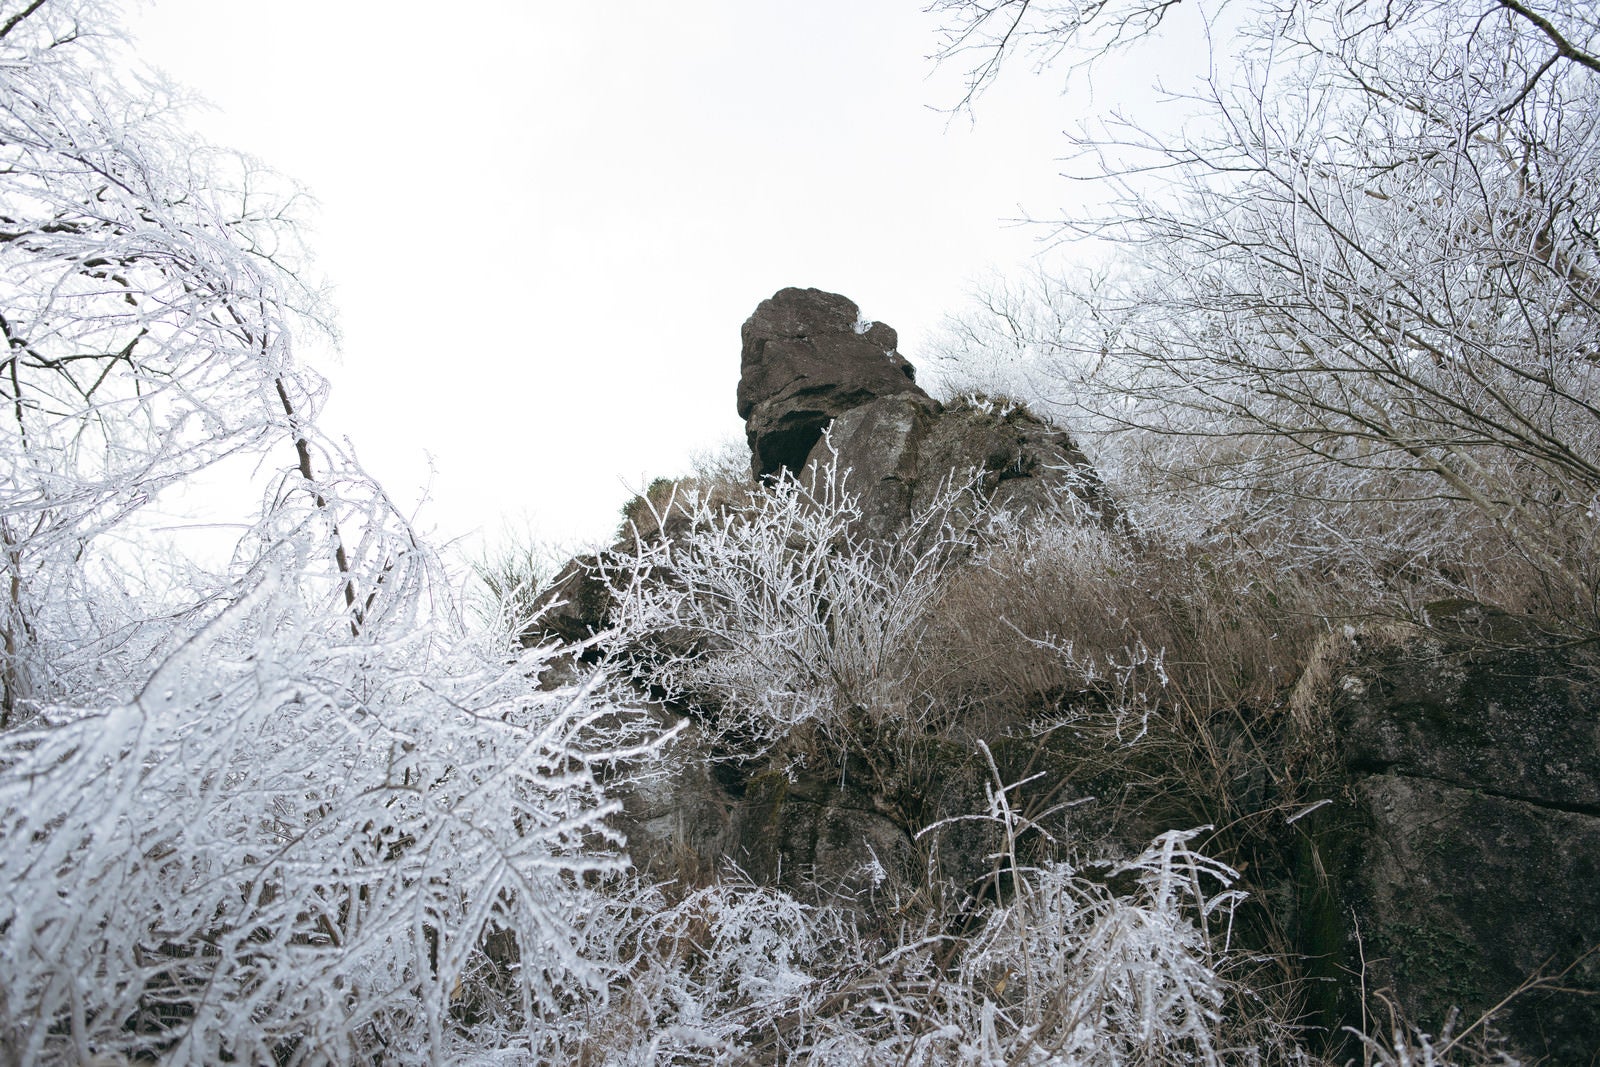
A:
[1494,0,1600,74]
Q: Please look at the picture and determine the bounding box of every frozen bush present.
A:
[605,462,981,765]
[0,500,641,1064]
[573,825,1264,1065]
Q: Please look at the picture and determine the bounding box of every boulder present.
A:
[738,287,930,481]
[1298,615,1600,1062]
[807,393,1117,541]
[805,392,936,542]
[731,767,922,905]
[611,721,1019,913]
[1347,775,1600,1057]
[603,712,742,887]
[1337,605,1600,808]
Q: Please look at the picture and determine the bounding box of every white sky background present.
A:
[128,1,1200,556]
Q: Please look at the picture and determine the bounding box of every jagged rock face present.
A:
[807,393,1118,540]
[1302,613,1600,1063]
[525,552,610,649]
[738,287,929,481]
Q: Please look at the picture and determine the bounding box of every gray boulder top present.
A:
[738,287,930,481]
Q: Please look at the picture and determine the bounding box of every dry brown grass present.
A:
[916,518,1331,734]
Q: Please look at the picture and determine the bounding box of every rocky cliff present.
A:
[530,288,1600,1063]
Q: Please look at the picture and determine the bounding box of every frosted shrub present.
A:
[0,0,328,726]
[596,878,850,1062]
[578,828,1258,1065]
[946,830,1246,1065]
[858,751,1256,1065]
[0,498,638,1065]
[605,463,979,763]
[0,4,650,1061]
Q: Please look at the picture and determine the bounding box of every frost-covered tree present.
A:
[928,0,1600,626]
[0,0,342,720]
[0,2,641,1061]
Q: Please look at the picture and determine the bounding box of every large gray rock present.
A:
[738,288,930,481]
[610,720,1034,913]
[1348,774,1600,1057]
[1337,606,1600,808]
[1300,616,1600,1063]
[731,768,922,905]
[807,393,1117,541]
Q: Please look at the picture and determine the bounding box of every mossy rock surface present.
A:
[1320,627,1600,1062]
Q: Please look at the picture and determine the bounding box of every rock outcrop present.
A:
[537,288,1113,648]
[738,287,929,481]
[529,289,1600,1061]
[741,285,1114,538]
[805,392,1117,541]
[1295,608,1600,1063]
[542,289,1118,909]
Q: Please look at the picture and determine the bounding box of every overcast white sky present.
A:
[128,1,1193,555]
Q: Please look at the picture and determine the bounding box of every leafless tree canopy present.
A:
[928,0,1600,627]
